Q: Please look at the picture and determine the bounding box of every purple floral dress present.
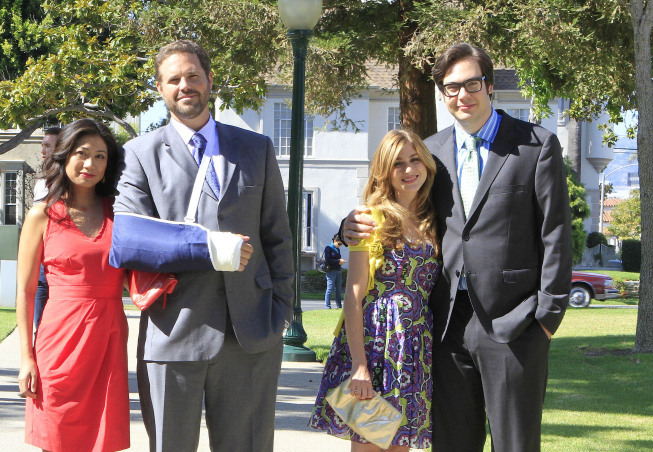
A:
[309,241,440,449]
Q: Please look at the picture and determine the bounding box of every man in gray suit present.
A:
[110,40,294,452]
[343,43,571,451]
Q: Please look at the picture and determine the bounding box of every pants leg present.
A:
[33,265,48,329]
[204,328,283,452]
[325,271,335,308]
[433,290,551,452]
[334,270,342,308]
[475,317,551,452]
[432,291,487,452]
[137,360,206,452]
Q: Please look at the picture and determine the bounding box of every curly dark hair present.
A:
[43,119,119,217]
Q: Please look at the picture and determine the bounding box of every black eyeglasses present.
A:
[440,76,486,97]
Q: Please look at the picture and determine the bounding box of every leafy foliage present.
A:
[587,231,609,249]
[0,0,49,80]
[609,189,641,240]
[622,239,641,273]
[566,161,590,263]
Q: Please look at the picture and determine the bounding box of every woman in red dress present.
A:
[16,119,129,452]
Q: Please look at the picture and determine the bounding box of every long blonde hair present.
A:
[364,129,439,256]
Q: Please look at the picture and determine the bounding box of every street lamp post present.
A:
[599,163,638,233]
[279,0,322,362]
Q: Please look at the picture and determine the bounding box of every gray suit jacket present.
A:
[113,122,294,360]
[425,110,572,343]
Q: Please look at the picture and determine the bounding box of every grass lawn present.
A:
[580,270,640,281]
[303,308,653,451]
[0,307,16,342]
[589,297,638,307]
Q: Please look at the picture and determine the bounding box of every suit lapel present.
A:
[468,117,513,219]
[162,124,198,183]
[216,122,239,205]
[437,129,467,224]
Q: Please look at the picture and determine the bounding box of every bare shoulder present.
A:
[23,202,49,232]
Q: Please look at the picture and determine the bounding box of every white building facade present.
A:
[215,67,617,269]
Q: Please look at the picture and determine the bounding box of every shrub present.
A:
[621,239,641,272]
[302,269,348,293]
[587,231,608,248]
[613,278,627,297]
[303,270,326,291]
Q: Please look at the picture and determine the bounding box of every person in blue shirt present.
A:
[324,234,346,309]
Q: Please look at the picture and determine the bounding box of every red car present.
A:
[570,271,620,308]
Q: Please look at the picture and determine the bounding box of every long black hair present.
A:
[43,119,119,217]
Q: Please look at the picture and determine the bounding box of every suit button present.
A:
[218,289,226,297]
[455,270,461,277]
[462,233,470,241]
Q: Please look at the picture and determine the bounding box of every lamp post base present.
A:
[282,344,317,362]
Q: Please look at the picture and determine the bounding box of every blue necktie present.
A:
[191,133,220,198]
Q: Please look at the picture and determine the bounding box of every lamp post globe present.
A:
[279,0,322,362]
[279,0,322,30]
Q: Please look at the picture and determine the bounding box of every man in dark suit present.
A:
[343,43,572,451]
[110,40,294,451]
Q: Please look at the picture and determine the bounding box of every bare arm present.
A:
[343,249,374,400]
[340,206,376,246]
[16,204,48,398]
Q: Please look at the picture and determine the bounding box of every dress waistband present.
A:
[48,285,124,300]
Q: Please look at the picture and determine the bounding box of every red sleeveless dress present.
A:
[25,199,129,452]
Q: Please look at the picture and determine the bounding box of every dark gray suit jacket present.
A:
[113,122,294,360]
[425,110,572,343]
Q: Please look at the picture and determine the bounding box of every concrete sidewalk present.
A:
[0,310,350,452]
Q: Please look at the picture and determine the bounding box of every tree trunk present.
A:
[630,0,653,353]
[398,0,437,139]
[567,107,582,180]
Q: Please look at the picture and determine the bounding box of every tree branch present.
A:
[0,120,45,156]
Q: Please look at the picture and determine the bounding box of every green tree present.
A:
[0,0,48,80]
[0,0,444,155]
[566,162,590,264]
[609,190,641,240]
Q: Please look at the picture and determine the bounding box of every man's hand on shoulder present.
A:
[343,205,376,246]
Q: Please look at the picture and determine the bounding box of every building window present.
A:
[2,171,18,225]
[303,191,315,252]
[506,108,530,122]
[628,172,639,186]
[285,189,316,252]
[388,107,401,131]
[273,102,313,157]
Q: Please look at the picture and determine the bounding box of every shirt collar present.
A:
[170,115,217,151]
[454,108,501,152]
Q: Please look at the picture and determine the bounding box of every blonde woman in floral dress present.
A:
[310,129,440,451]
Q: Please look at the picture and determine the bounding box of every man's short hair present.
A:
[44,127,62,136]
[154,40,211,82]
[432,43,494,88]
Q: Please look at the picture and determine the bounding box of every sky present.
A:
[139,100,167,133]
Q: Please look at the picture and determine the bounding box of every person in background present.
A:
[17,119,129,451]
[324,234,346,309]
[310,129,440,450]
[32,127,61,330]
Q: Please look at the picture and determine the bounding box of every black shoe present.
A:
[325,306,331,310]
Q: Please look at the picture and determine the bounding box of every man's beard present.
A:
[164,89,208,120]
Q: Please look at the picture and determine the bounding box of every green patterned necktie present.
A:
[460,136,480,219]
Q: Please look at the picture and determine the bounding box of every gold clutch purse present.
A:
[325,378,403,449]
